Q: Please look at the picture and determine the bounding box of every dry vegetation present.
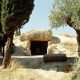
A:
[0,58,76,80]
[60,34,76,38]
[70,58,80,80]
[61,42,78,55]
[0,34,79,80]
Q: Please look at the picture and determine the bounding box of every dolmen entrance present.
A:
[20,29,67,62]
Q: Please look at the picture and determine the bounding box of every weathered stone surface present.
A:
[20,29,52,41]
[25,40,31,49]
[47,44,56,54]
[48,41,53,46]
[20,40,31,55]
[47,44,62,54]
[43,54,67,62]
[26,48,31,56]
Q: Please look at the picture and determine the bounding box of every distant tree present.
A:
[49,0,80,55]
[1,0,34,68]
[15,29,21,36]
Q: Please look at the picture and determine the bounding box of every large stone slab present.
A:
[20,30,52,41]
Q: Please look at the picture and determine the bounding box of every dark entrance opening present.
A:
[30,41,48,55]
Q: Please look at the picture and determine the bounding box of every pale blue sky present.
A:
[21,0,76,36]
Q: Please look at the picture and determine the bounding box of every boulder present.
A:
[47,44,57,54]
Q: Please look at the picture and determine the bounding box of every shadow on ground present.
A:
[12,46,29,56]
[6,56,78,73]
[0,52,78,73]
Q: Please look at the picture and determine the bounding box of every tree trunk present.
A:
[2,33,14,68]
[75,29,80,56]
[0,46,4,57]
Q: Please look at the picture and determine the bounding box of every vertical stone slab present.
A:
[25,40,31,55]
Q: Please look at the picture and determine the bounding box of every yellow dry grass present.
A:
[61,42,78,55]
[0,68,75,80]
[60,34,76,38]
[0,58,76,80]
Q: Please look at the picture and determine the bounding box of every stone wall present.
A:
[19,30,54,55]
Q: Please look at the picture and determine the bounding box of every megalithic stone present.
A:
[43,54,67,62]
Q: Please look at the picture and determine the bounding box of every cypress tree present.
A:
[0,0,2,32]
[1,0,34,68]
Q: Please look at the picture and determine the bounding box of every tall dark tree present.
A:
[49,0,80,56]
[1,0,34,68]
[0,0,2,32]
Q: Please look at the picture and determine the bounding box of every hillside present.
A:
[0,34,78,80]
[13,34,78,56]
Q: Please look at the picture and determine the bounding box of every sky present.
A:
[21,0,76,36]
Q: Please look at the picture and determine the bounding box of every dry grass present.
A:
[61,42,78,46]
[0,59,22,80]
[0,58,76,80]
[9,59,22,69]
[0,61,77,80]
[71,58,80,80]
[0,59,22,72]
[61,42,78,54]
[60,34,76,38]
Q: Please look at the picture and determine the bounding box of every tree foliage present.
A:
[49,0,80,30]
[0,0,34,68]
[0,0,2,32]
[1,0,34,34]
